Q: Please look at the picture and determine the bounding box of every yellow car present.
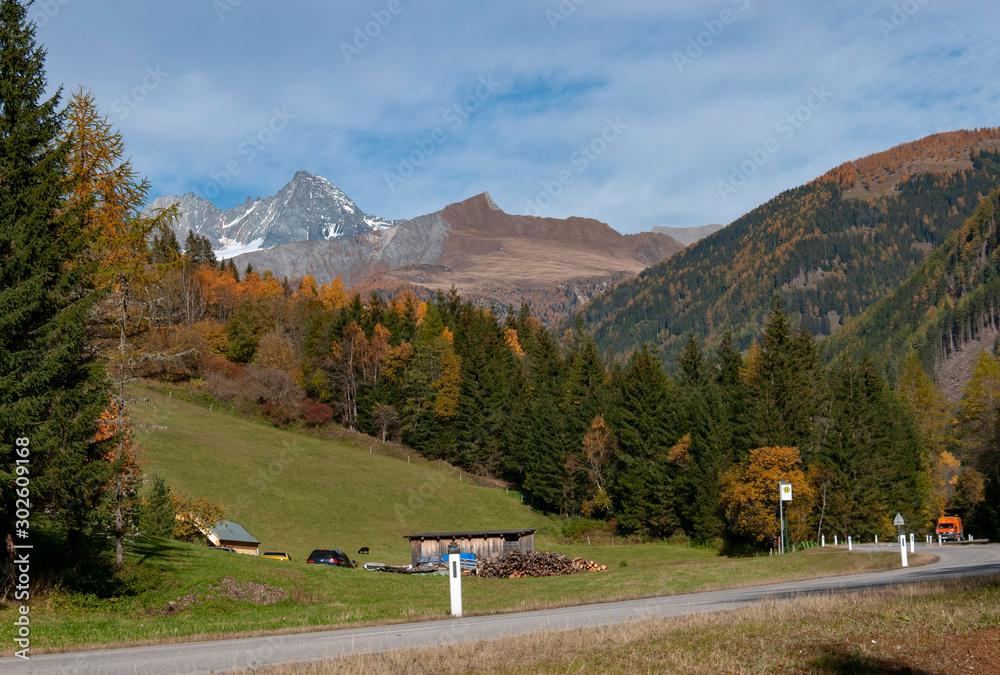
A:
[261,551,292,561]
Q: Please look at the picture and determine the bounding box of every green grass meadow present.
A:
[0,386,918,654]
[130,386,545,562]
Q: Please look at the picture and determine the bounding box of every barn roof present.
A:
[208,520,260,544]
[404,529,536,541]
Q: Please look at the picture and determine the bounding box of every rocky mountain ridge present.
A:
[144,171,394,256]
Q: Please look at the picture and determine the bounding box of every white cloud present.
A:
[33,0,1000,232]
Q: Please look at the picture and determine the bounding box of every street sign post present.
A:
[893,512,905,538]
[779,483,792,554]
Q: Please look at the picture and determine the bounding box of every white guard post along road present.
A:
[7,543,1000,674]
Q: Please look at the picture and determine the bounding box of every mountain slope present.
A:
[576,130,1000,364]
[651,223,725,247]
[821,187,1000,395]
[146,171,394,255]
[233,192,685,324]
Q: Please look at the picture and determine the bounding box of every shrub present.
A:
[243,365,303,409]
[563,517,607,541]
[261,401,297,429]
[303,402,334,427]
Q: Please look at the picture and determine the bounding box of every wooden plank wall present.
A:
[410,535,533,564]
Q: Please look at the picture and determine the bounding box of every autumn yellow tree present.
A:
[579,414,617,517]
[958,351,1000,518]
[64,90,180,563]
[170,491,226,542]
[64,88,176,355]
[720,446,815,548]
[896,350,954,518]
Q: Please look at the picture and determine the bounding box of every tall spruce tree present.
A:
[522,326,568,513]
[453,307,526,474]
[0,0,111,587]
[607,345,682,534]
[747,299,824,457]
[675,336,727,542]
[560,336,608,511]
[816,357,929,538]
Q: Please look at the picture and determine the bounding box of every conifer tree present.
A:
[0,0,111,585]
[139,474,175,538]
[522,325,569,512]
[747,299,823,457]
[713,330,752,462]
[816,357,929,538]
[607,345,682,534]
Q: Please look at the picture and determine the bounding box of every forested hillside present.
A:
[822,187,1000,377]
[577,135,1000,365]
[135,248,986,546]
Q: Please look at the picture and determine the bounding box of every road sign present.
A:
[893,512,905,526]
[780,483,792,501]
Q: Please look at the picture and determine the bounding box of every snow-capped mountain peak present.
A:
[144,171,396,259]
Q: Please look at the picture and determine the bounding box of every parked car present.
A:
[306,549,355,567]
[261,551,292,561]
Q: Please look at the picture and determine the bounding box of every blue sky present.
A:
[33,0,1000,234]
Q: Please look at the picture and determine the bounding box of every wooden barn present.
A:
[204,520,260,556]
[404,529,535,565]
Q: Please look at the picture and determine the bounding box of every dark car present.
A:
[306,549,355,567]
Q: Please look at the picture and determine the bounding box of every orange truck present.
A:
[935,516,964,542]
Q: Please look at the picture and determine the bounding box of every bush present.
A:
[562,517,608,541]
[201,355,243,379]
[303,402,334,427]
[261,401,298,429]
[665,530,690,547]
[243,365,303,409]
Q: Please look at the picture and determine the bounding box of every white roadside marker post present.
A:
[821,535,825,547]
[848,536,852,551]
[899,535,908,568]
[447,541,462,618]
[909,533,915,553]
[834,535,838,546]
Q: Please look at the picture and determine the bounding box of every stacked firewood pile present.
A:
[476,550,607,578]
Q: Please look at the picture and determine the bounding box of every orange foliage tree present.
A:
[95,399,145,564]
[720,446,816,548]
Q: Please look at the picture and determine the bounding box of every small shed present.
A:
[404,529,535,565]
[204,520,260,556]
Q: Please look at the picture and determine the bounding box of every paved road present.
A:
[7,543,999,674]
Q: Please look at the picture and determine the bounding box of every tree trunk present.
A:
[115,479,124,565]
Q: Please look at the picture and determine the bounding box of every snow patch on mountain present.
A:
[217,237,265,260]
